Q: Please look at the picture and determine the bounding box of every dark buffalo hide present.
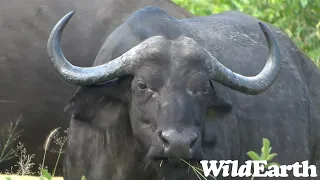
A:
[0,0,192,175]
[47,5,320,180]
[48,7,320,180]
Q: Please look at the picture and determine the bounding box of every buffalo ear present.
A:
[94,76,133,102]
[210,95,232,112]
[64,76,133,121]
[210,80,232,112]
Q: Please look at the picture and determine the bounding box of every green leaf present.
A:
[81,175,87,180]
[231,1,243,10]
[260,147,265,160]
[39,176,46,180]
[6,177,12,180]
[300,0,308,8]
[247,151,260,160]
[262,138,270,160]
[40,168,52,180]
[267,153,278,161]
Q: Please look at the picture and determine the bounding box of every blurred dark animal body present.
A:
[0,0,192,175]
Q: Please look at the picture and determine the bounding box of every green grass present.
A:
[0,115,23,165]
[0,123,69,179]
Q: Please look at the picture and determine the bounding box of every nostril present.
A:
[159,131,169,147]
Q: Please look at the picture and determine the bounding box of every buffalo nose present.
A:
[159,128,198,158]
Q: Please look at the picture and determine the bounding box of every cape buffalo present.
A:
[0,0,191,175]
[48,6,320,180]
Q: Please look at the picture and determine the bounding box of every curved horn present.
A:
[209,22,281,95]
[47,11,141,86]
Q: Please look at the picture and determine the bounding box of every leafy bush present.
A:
[247,138,279,180]
[172,0,320,66]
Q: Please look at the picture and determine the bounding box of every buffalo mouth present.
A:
[152,156,201,167]
[150,157,206,180]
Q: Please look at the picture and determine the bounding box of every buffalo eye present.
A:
[137,81,148,91]
[201,83,211,95]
